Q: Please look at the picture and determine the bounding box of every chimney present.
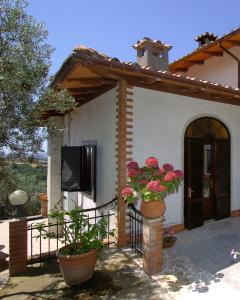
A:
[133,37,172,71]
[195,32,218,47]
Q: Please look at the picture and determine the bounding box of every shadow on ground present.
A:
[0,249,167,300]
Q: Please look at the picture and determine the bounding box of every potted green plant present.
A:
[35,208,112,286]
[121,157,184,219]
[163,227,177,248]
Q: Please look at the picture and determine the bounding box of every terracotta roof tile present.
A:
[59,45,240,95]
[170,26,240,67]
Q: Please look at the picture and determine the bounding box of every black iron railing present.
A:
[127,203,143,256]
[27,197,117,265]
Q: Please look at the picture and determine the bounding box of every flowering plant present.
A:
[163,227,177,243]
[231,249,240,260]
[38,193,48,201]
[121,157,184,204]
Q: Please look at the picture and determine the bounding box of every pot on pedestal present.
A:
[140,199,166,219]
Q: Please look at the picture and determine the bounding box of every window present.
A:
[82,144,96,200]
[61,146,82,192]
[61,145,97,201]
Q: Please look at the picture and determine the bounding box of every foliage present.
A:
[0,0,76,157]
[35,208,114,255]
[0,161,46,218]
[0,0,76,218]
[121,157,184,204]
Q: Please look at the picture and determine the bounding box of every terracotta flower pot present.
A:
[38,193,48,201]
[56,245,98,286]
[163,237,177,248]
[141,200,166,219]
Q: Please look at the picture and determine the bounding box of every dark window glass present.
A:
[61,145,97,201]
[82,145,96,201]
[61,146,82,191]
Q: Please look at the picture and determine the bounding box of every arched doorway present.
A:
[184,117,230,230]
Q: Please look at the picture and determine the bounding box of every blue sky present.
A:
[27,0,240,76]
[27,0,239,152]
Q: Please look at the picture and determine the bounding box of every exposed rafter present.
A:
[203,50,223,56]
[67,77,116,86]
[175,67,188,73]
[227,40,240,46]
[186,60,204,65]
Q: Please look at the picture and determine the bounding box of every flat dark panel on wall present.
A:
[61,146,82,191]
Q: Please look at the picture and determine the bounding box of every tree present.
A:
[0,0,76,157]
[0,0,76,215]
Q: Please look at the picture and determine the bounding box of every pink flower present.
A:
[139,168,146,175]
[139,179,148,185]
[145,157,159,168]
[163,163,174,172]
[147,180,161,192]
[127,168,139,177]
[127,161,139,170]
[174,169,184,179]
[153,168,163,176]
[159,185,167,192]
[163,171,177,182]
[121,187,134,197]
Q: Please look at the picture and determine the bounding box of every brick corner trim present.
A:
[115,81,134,247]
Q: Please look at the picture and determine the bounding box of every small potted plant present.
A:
[35,208,113,286]
[38,193,48,202]
[163,227,177,248]
[37,193,48,217]
[121,157,184,219]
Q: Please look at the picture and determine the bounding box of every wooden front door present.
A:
[184,138,204,229]
[214,139,231,220]
[184,117,231,230]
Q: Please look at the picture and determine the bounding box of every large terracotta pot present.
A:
[140,200,166,219]
[56,245,98,286]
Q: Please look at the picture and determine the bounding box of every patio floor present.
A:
[1,217,240,299]
[154,217,240,299]
[0,248,171,300]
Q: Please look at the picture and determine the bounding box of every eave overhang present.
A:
[170,27,240,73]
[42,50,240,118]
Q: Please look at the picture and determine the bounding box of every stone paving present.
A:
[0,248,172,300]
[126,217,240,299]
[1,217,240,299]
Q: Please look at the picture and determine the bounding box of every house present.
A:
[46,27,240,245]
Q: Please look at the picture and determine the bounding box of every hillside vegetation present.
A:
[0,162,47,219]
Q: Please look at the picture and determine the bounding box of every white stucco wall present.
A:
[62,88,116,210]
[133,86,240,226]
[185,46,240,88]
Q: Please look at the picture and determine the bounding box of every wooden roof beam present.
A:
[68,87,100,94]
[227,40,240,46]
[175,67,188,72]
[67,77,116,86]
[187,60,204,65]
[203,50,223,56]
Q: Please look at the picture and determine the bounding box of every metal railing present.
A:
[127,203,143,256]
[27,197,117,265]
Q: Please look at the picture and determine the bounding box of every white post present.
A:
[47,116,64,211]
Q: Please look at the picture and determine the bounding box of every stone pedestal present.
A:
[143,216,164,275]
[9,219,27,276]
